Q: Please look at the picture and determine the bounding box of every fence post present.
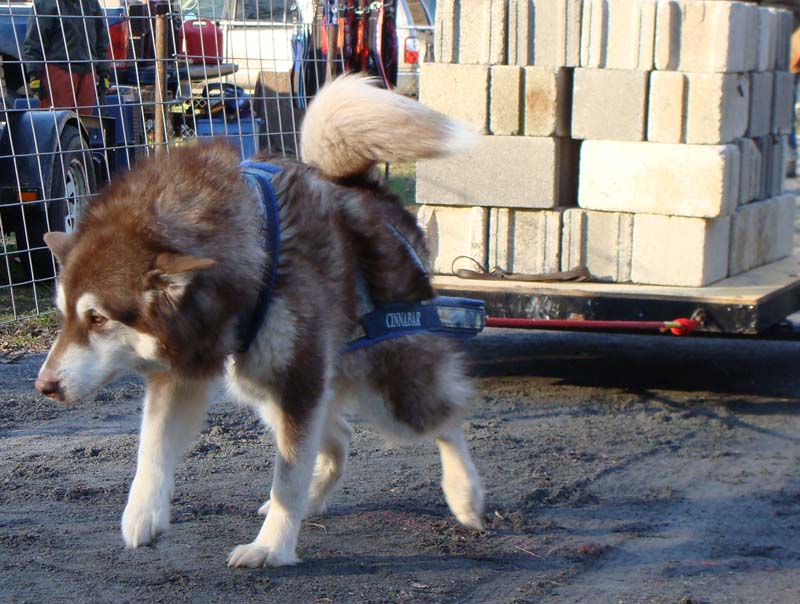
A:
[153,4,168,153]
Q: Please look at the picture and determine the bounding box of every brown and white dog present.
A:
[34,75,484,567]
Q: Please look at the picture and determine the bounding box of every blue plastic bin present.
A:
[194,117,265,159]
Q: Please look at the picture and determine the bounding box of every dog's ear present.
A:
[43,232,75,266]
[144,252,216,300]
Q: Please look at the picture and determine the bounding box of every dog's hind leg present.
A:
[306,414,352,516]
[437,425,485,530]
[122,372,209,548]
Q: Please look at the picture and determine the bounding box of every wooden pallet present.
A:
[432,256,800,334]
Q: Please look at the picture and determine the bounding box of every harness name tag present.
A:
[361,304,441,339]
[385,311,422,329]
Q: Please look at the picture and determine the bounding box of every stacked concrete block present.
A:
[523,67,572,137]
[729,195,796,276]
[419,63,489,133]
[632,214,732,287]
[647,72,750,144]
[737,138,763,206]
[490,66,523,135]
[416,205,489,275]
[561,209,634,281]
[654,1,758,73]
[572,69,649,141]
[489,209,563,274]
[490,66,572,136]
[417,136,579,209]
[509,0,583,66]
[772,71,795,135]
[435,0,506,65]
[747,71,774,138]
[580,0,657,70]
[578,141,741,218]
[754,135,788,199]
[418,0,796,287]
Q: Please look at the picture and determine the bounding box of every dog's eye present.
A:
[88,311,108,328]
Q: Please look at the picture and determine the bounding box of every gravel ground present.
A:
[1,328,799,604]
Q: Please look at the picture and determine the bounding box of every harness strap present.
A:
[238,160,283,354]
[345,296,486,353]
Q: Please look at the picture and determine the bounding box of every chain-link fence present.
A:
[0,0,432,325]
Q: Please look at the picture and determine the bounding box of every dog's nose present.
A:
[35,369,62,400]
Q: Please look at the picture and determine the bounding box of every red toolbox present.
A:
[178,19,223,64]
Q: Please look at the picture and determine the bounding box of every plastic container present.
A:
[178,19,223,65]
[194,117,265,159]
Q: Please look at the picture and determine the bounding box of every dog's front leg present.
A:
[228,382,329,568]
[122,372,209,548]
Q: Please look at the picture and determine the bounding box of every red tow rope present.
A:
[485,317,700,336]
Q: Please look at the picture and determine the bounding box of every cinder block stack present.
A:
[416,0,797,287]
[418,0,581,276]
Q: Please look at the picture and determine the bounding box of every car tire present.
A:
[25,125,96,280]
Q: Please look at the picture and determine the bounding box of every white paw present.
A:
[454,509,485,531]
[227,542,300,568]
[446,482,485,530]
[305,497,329,518]
[121,496,169,548]
[257,500,271,516]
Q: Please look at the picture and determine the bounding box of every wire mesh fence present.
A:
[0,0,433,325]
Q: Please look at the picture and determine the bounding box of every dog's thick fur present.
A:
[35,75,484,567]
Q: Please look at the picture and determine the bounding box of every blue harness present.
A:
[237,160,487,355]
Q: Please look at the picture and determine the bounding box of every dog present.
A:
[34,75,484,568]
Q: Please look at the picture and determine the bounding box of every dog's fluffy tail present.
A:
[300,74,475,181]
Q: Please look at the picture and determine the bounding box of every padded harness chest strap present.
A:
[237,160,282,354]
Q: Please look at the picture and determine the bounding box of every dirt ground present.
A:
[1,328,799,604]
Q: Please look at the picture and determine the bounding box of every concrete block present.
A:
[508,0,534,65]
[490,66,523,135]
[747,71,774,138]
[771,8,793,71]
[419,63,489,133]
[457,0,508,65]
[489,208,562,274]
[755,7,778,72]
[736,138,763,206]
[772,71,794,135]
[764,194,796,263]
[632,214,731,286]
[580,0,657,70]
[434,0,457,64]
[729,194,796,275]
[758,134,788,198]
[647,72,750,144]
[654,0,681,70]
[416,205,489,275]
[655,0,758,73]
[417,136,580,209]
[510,0,582,67]
[579,141,741,218]
[572,68,649,141]
[685,73,750,145]
[647,71,686,143]
[561,209,633,281]
[523,67,571,137]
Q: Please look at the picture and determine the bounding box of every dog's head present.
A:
[35,230,217,404]
[33,143,267,404]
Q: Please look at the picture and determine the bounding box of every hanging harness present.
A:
[237,160,487,355]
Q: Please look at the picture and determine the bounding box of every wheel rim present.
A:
[62,158,89,234]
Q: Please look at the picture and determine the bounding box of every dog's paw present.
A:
[454,510,485,531]
[121,498,169,548]
[227,542,300,568]
[257,500,271,516]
